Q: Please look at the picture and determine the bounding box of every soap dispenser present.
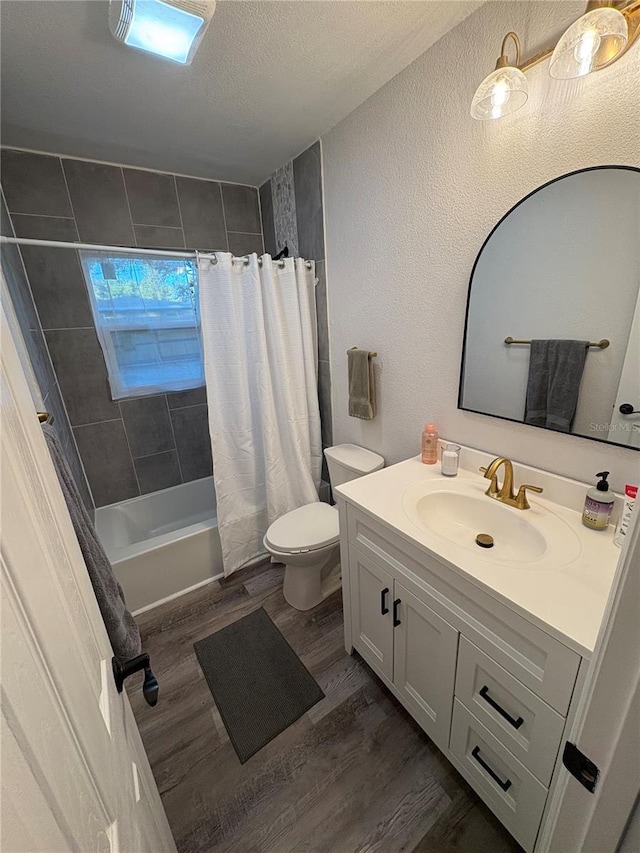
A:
[582,471,615,531]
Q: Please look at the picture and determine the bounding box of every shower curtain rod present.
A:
[0,236,314,268]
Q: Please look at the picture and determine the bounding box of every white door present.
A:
[537,498,640,852]
[1,300,176,852]
[608,287,640,448]
[392,577,458,752]
[349,547,394,680]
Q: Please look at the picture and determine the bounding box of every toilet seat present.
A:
[265,503,339,554]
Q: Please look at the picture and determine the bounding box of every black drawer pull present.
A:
[393,598,401,627]
[479,686,524,730]
[471,746,512,792]
[380,587,389,615]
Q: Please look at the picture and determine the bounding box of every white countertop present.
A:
[335,452,621,658]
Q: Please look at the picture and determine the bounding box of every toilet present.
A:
[264,444,384,610]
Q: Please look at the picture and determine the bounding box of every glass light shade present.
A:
[549,7,628,79]
[470,66,528,120]
[125,0,206,64]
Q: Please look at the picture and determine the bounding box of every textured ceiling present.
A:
[0,0,481,185]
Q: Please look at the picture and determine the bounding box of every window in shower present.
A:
[80,252,204,399]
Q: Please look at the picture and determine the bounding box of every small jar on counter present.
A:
[441,444,460,477]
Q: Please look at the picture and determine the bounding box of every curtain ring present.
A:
[278,259,286,269]
[243,256,250,266]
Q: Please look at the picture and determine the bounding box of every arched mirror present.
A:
[459,166,640,450]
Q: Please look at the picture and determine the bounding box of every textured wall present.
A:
[1,148,263,506]
[322,0,640,490]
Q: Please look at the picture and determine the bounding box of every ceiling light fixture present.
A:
[470,32,528,120]
[470,1,640,121]
[109,0,216,65]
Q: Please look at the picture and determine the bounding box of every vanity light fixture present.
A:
[470,0,640,120]
[550,1,628,79]
[470,32,528,120]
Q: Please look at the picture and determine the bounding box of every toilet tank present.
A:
[324,444,385,489]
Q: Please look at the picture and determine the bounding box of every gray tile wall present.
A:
[1,189,94,514]
[1,148,263,507]
[260,141,332,502]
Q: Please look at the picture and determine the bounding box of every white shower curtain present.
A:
[198,253,322,576]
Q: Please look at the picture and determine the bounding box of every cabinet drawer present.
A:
[449,700,548,852]
[347,504,581,713]
[455,637,565,785]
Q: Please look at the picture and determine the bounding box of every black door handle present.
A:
[471,746,512,791]
[380,587,389,615]
[393,598,401,627]
[112,654,159,707]
[620,403,640,415]
[479,686,524,730]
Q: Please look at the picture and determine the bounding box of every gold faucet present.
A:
[479,457,543,510]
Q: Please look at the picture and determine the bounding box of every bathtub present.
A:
[96,477,223,614]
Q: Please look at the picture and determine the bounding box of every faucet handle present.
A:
[515,484,543,510]
[480,466,499,497]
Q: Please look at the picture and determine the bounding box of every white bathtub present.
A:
[96,477,223,614]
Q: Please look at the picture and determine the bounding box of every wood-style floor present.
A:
[130,561,523,853]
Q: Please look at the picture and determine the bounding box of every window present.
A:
[80,252,204,400]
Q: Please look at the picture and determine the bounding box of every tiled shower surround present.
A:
[1,191,94,513]
[1,148,264,508]
[260,141,332,486]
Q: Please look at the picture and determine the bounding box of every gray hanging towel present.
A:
[524,339,589,433]
[348,347,376,420]
[42,423,141,661]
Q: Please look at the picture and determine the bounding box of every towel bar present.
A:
[504,337,609,349]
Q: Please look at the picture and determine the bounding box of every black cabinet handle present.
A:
[380,587,389,615]
[479,686,524,730]
[393,598,401,627]
[471,746,512,792]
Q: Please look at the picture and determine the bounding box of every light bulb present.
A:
[574,28,602,76]
[490,79,510,118]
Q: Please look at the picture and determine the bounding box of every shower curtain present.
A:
[198,253,322,576]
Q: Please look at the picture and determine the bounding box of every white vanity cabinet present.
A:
[339,500,586,853]
[350,545,458,750]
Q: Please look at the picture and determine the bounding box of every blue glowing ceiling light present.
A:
[109,0,216,65]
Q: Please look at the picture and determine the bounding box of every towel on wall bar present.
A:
[348,347,376,420]
[524,339,589,433]
[42,422,142,661]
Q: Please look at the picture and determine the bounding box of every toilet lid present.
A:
[265,503,339,554]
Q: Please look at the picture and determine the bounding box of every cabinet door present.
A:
[349,546,394,681]
[393,579,458,751]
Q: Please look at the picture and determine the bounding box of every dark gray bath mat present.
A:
[194,607,324,763]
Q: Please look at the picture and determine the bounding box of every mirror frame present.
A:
[458,164,640,451]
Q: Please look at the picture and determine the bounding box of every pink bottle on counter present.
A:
[421,423,438,464]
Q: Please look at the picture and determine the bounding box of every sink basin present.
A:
[402,478,581,567]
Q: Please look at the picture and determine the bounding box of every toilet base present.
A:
[282,554,341,611]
